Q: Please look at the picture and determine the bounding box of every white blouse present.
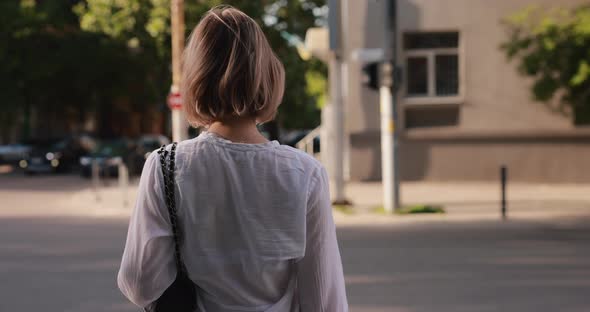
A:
[118,132,348,311]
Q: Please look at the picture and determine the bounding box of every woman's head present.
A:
[182,6,285,127]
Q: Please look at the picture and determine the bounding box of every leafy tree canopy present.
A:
[1,0,327,142]
[74,0,328,129]
[501,5,590,125]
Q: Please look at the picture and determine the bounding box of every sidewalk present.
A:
[64,179,590,223]
[333,181,590,224]
[2,173,588,222]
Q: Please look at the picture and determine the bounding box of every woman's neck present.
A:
[207,118,269,144]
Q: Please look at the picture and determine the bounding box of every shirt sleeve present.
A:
[117,151,176,308]
[297,166,349,311]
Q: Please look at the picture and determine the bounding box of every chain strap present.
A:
[157,142,185,272]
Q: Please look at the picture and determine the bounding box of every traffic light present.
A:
[362,62,402,91]
[362,62,379,90]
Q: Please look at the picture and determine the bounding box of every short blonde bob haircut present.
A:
[182,6,285,127]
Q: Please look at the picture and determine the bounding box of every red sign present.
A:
[167,92,182,110]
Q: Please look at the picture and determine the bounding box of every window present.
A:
[404,32,460,99]
[407,57,428,95]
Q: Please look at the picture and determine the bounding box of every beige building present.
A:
[342,0,590,183]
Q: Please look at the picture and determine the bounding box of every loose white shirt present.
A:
[118,131,348,311]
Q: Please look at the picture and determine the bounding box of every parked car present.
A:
[129,135,170,175]
[80,139,133,178]
[0,144,32,165]
[19,135,96,174]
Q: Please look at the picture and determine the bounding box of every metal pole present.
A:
[381,0,400,212]
[171,0,188,142]
[118,161,129,208]
[92,159,101,202]
[342,0,351,183]
[328,0,347,204]
[380,80,395,212]
[391,0,400,210]
[330,56,346,204]
[501,165,507,220]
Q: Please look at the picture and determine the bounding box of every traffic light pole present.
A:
[329,55,347,204]
[171,0,188,142]
[381,0,400,212]
[327,0,348,205]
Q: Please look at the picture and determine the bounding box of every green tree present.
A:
[501,5,590,125]
[0,0,105,140]
[0,1,27,141]
[0,0,156,140]
[75,0,327,131]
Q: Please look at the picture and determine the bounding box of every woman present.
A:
[117,5,348,312]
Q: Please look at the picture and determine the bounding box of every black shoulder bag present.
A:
[145,143,198,312]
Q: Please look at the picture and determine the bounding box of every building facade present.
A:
[343,0,590,183]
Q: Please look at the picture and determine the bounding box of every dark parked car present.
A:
[0,144,32,165]
[20,135,96,174]
[129,135,171,175]
[80,139,134,178]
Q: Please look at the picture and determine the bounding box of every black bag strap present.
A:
[157,142,185,272]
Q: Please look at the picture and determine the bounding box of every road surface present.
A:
[1,174,589,311]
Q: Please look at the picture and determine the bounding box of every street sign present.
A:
[167,92,182,110]
[352,48,385,63]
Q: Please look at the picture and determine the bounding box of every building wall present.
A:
[350,129,590,182]
[344,0,590,182]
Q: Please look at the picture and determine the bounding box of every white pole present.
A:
[326,0,348,204]
[171,110,187,142]
[330,56,346,204]
[171,0,188,142]
[118,161,129,208]
[170,86,188,142]
[380,83,395,212]
[92,159,101,202]
[320,104,332,175]
[341,0,351,183]
[381,0,400,212]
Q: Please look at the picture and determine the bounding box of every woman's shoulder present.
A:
[170,136,326,177]
[274,144,325,174]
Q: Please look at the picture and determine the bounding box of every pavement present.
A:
[3,173,590,222]
[1,173,590,311]
[337,181,590,224]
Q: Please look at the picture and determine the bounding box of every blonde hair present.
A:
[182,5,285,127]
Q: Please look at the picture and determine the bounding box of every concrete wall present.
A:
[350,129,590,183]
[343,0,590,182]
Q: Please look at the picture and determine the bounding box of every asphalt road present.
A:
[1,174,590,312]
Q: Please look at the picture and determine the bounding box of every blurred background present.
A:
[1,0,590,311]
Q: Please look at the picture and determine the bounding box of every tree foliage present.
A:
[0,0,166,140]
[74,0,328,130]
[501,5,590,125]
[0,0,327,142]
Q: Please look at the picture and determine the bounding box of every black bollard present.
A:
[501,165,507,220]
